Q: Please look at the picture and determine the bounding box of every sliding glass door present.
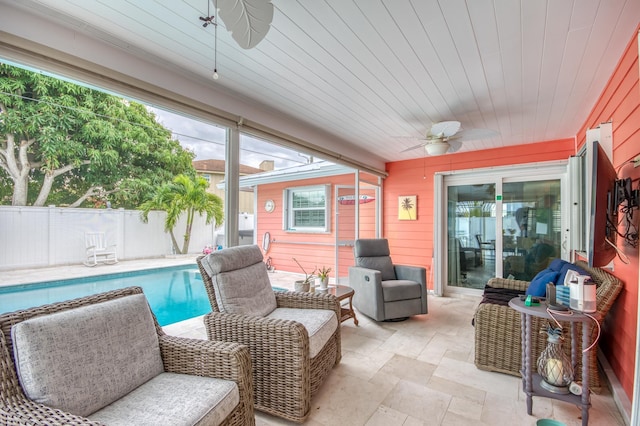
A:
[501,180,561,282]
[441,165,566,294]
[447,184,496,289]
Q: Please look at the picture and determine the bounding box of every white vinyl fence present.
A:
[0,206,221,271]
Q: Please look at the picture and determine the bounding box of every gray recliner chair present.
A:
[348,239,428,321]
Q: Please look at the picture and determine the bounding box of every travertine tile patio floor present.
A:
[3,257,626,425]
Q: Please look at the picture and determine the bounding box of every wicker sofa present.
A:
[473,260,622,391]
[0,286,254,426]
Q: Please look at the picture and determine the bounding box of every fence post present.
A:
[48,205,56,266]
[118,208,125,260]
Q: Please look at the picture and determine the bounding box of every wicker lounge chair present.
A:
[473,260,623,391]
[197,245,341,423]
[0,286,254,426]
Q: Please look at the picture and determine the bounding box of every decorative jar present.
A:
[536,326,574,394]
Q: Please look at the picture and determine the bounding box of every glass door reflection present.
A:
[502,181,561,281]
[447,184,496,289]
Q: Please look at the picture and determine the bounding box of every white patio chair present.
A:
[84,232,118,266]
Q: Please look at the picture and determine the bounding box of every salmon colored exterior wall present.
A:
[384,26,640,401]
[256,173,377,280]
[383,138,576,288]
[575,26,640,400]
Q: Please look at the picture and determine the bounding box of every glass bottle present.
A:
[536,326,574,394]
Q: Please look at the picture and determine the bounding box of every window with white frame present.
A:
[284,185,330,232]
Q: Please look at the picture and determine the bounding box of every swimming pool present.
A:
[0,266,211,326]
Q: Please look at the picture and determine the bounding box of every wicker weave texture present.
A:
[197,255,342,423]
[0,286,254,426]
[474,261,623,391]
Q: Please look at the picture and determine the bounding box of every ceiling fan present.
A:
[200,0,274,50]
[401,121,498,156]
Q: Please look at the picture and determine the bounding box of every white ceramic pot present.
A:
[319,277,329,290]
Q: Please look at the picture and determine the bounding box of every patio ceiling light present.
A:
[425,141,450,156]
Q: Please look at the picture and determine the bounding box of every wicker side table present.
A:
[509,297,597,426]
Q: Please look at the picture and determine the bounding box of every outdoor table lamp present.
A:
[536,325,574,394]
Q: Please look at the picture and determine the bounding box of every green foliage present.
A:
[468,206,484,217]
[0,63,195,207]
[139,174,223,254]
[316,265,331,279]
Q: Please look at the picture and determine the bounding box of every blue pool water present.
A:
[0,266,211,326]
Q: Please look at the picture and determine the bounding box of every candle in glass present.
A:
[546,358,564,386]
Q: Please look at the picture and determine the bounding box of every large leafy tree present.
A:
[0,63,195,207]
[139,174,223,254]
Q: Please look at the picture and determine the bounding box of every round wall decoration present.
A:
[264,199,275,212]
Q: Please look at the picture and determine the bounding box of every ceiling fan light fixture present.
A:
[425,141,450,156]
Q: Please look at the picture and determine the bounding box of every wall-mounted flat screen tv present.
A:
[588,140,618,267]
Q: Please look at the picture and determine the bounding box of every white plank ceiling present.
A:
[2,0,639,163]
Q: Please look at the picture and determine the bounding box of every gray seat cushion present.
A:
[88,372,240,426]
[11,294,164,417]
[266,307,338,358]
[381,280,423,302]
[200,245,277,317]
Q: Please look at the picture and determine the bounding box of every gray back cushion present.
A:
[354,239,397,281]
[200,245,277,317]
[12,294,164,417]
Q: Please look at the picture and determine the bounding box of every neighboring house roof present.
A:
[193,159,264,175]
[227,161,354,188]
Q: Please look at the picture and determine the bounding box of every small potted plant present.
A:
[293,258,316,292]
[316,266,331,290]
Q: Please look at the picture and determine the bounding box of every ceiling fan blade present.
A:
[397,122,498,154]
[456,128,499,141]
[400,142,427,153]
[448,140,463,152]
[431,121,461,138]
[218,0,274,49]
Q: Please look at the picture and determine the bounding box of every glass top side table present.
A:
[317,285,358,325]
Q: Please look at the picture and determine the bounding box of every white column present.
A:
[224,127,240,248]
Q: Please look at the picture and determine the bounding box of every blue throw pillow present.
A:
[526,270,560,297]
[557,263,589,286]
[548,258,569,272]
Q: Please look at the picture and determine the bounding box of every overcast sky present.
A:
[150,107,312,170]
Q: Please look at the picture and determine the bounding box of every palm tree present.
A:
[401,197,414,220]
[139,174,223,254]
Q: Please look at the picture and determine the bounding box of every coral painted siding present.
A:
[384,138,575,290]
[383,25,640,401]
[256,173,375,280]
[575,26,640,400]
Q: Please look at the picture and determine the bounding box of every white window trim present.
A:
[283,185,331,233]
